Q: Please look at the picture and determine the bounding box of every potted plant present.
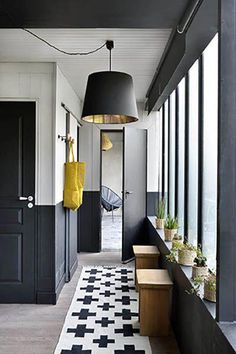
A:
[192,247,208,280]
[172,234,183,249]
[164,215,178,241]
[204,271,216,303]
[178,242,197,266]
[155,198,166,229]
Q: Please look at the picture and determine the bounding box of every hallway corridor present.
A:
[0,253,180,354]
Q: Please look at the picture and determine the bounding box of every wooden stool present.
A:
[137,269,173,336]
[133,245,160,290]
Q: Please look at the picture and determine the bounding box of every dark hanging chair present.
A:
[101,185,122,220]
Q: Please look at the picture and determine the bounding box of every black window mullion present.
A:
[167,97,171,215]
[162,105,165,200]
[175,88,179,218]
[184,74,189,241]
[198,56,204,248]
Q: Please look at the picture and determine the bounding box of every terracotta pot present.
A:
[178,249,196,266]
[155,218,165,229]
[204,276,216,302]
[164,228,177,241]
[192,265,208,280]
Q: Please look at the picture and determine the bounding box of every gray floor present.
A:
[0,252,180,354]
[102,215,122,251]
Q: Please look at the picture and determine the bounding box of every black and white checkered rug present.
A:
[54,266,152,354]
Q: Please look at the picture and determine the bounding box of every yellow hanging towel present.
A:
[63,141,86,211]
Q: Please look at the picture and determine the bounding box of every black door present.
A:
[122,127,147,262]
[0,102,36,303]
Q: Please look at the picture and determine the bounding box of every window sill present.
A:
[147,216,236,352]
[147,216,216,317]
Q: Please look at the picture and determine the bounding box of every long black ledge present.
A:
[146,0,217,112]
[146,216,236,354]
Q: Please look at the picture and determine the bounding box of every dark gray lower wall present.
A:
[145,218,235,354]
[36,202,78,304]
[146,192,160,216]
[55,202,66,291]
[78,191,101,252]
[69,209,78,280]
[36,206,56,304]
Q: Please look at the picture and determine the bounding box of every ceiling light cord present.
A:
[105,40,114,71]
[109,49,111,71]
[1,8,107,56]
[22,28,107,56]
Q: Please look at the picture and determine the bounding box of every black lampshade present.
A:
[81,71,138,124]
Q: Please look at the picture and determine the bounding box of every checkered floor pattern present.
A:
[54,266,152,354]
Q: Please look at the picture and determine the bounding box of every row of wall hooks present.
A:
[58,134,75,144]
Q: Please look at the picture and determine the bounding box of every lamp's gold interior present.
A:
[102,133,113,151]
[81,114,138,124]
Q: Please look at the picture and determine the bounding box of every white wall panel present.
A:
[54,65,81,204]
[0,62,54,205]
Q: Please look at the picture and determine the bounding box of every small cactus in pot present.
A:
[164,215,178,241]
[172,234,183,249]
[204,271,216,303]
[192,247,208,280]
[155,198,166,229]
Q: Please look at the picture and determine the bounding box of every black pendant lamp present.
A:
[81,41,138,124]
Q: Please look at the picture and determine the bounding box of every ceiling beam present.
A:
[0,0,188,29]
[146,0,218,112]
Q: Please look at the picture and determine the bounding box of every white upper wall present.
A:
[0,62,81,205]
[0,62,54,205]
[54,65,81,204]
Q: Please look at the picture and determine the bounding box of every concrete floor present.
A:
[102,215,122,251]
[0,252,180,354]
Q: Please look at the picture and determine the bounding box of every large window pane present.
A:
[177,78,185,235]
[202,35,218,269]
[169,92,176,216]
[187,61,199,246]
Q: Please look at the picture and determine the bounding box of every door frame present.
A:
[0,99,37,302]
[99,129,124,252]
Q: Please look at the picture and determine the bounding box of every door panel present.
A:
[0,102,35,303]
[122,127,147,262]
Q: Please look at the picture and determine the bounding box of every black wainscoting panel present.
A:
[37,203,78,304]
[78,191,101,252]
[36,206,56,304]
[146,192,160,216]
[145,218,235,354]
[55,202,66,289]
[69,209,78,279]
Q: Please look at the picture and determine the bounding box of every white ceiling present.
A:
[0,28,171,101]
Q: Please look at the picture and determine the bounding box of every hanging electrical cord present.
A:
[0,8,107,56]
[22,28,107,55]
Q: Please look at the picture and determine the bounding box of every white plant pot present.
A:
[155,218,165,229]
[178,249,196,266]
[164,228,177,241]
[204,276,216,302]
[192,265,208,280]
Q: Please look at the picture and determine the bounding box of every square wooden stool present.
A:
[137,269,173,336]
[133,245,160,290]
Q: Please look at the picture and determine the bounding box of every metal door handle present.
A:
[125,190,133,195]
[18,196,34,201]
